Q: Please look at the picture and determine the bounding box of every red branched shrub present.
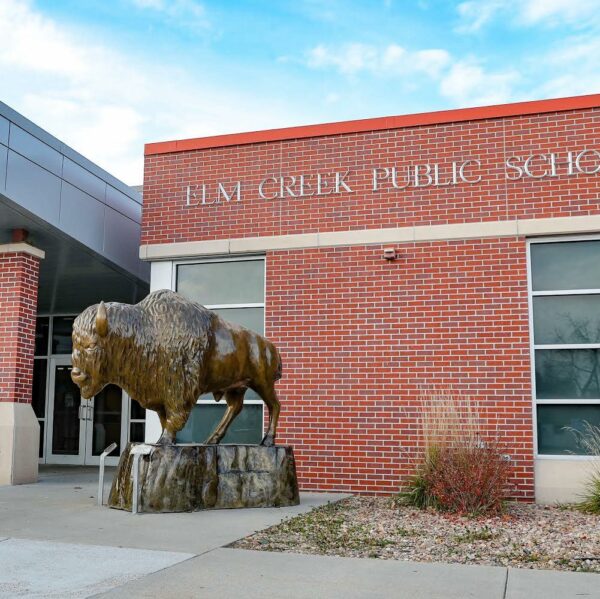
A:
[425,440,510,515]
[400,387,511,515]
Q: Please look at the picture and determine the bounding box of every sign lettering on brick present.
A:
[184,149,600,206]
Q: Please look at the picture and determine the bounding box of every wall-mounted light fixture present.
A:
[383,247,397,260]
[11,228,29,243]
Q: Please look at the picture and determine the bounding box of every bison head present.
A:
[71,301,111,398]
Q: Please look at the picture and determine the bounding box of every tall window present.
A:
[530,239,600,455]
[175,256,265,443]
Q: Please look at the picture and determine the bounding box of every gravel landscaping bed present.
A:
[232,497,600,573]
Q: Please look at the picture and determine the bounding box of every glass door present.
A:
[46,357,126,465]
[46,357,85,464]
[84,384,125,466]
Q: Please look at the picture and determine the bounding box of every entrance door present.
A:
[46,357,125,465]
[84,384,126,466]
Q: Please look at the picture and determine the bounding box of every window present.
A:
[530,239,600,455]
[35,317,49,356]
[51,316,76,354]
[129,399,146,442]
[175,257,265,444]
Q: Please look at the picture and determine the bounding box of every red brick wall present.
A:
[0,252,40,404]
[142,108,600,245]
[266,238,533,497]
[142,106,600,499]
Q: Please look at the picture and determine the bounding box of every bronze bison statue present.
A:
[70,289,282,445]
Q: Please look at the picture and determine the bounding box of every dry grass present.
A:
[418,386,480,451]
[568,422,600,514]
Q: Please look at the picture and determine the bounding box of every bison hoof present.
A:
[156,433,175,445]
[260,434,275,447]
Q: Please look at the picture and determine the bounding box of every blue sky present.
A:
[1,0,599,183]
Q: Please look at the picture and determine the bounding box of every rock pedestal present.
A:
[108,443,300,513]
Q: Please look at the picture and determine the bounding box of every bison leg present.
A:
[205,388,245,444]
[156,430,176,445]
[155,407,176,445]
[154,407,167,430]
[155,404,192,445]
[254,383,280,447]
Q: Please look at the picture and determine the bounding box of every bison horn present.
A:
[96,301,109,337]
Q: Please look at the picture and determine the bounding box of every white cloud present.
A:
[534,34,600,97]
[307,43,450,77]
[456,0,600,32]
[0,0,155,182]
[409,49,452,77]
[518,0,599,25]
[130,0,208,31]
[452,0,600,104]
[306,41,522,108]
[308,43,376,74]
[0,0,86,75]
[439,60,519,106]
[0,0,301,184]
[455,1,504,33]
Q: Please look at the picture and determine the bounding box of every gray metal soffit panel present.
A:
[0,101,148,284]
[0,194,148,313]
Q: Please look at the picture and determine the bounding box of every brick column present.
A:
[0,243,45,485]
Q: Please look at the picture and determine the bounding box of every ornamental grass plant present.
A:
[568,421,600,514]
[400,387,511,516]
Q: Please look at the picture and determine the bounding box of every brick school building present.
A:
[141,94,600,503]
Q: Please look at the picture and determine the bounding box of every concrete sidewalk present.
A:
[0,467,598,598]
[0,466,345,554]
[99,548,600,599]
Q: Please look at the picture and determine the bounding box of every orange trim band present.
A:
[145,94,600,156]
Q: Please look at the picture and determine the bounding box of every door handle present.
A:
[87,404,93,421]
[78,405,86,420]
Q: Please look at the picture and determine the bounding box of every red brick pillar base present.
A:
[0,243,44,485]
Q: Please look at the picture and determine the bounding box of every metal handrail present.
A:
[97,442,118,507]
[130,444,153,514]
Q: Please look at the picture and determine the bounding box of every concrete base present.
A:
[535,458,598,504]
[0,402,39,485]
[108,442,300,512]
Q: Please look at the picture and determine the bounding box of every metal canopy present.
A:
[0,195,147,313]
[0,101,149,314]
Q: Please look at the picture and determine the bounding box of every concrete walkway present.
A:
[0,467,598,598]
[99,548,600,599]
[0,466,343,554]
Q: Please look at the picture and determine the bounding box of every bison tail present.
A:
[274,350,283,381]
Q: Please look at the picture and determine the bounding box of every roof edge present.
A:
[145,93,600,156]
[0,101,141,201]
